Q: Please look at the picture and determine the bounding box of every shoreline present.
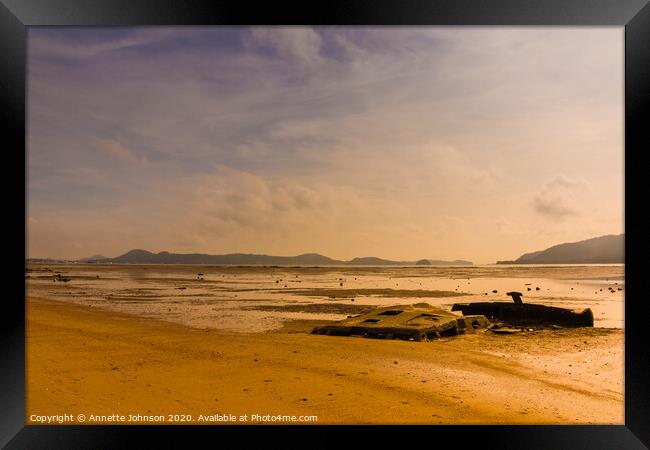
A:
[26,296,624,425]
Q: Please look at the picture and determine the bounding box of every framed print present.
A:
[2,0,648,447]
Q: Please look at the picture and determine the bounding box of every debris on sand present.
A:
[490,327,523,335]
[52,274,71,282]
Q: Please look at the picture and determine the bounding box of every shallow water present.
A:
[26,264,624,332]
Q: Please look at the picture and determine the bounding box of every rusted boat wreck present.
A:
[451,291,593,327]
[311,303,490,341]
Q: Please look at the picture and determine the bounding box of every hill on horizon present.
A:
[496,234,624,264]
[79,249,472,266]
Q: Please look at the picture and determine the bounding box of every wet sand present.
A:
[26,296,623,425]
[25,264,625,331]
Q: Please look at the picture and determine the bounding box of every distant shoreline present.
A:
[26,261,473,268]
[26,261,624,268]
[481,263,624,267]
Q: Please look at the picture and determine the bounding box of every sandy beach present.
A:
[26,295,623,425]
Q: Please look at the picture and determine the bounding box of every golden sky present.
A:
[27,27,623,263]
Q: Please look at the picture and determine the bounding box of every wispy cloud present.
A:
[29,28,184,60]
[96,139,149,165]
[248,27,324,69]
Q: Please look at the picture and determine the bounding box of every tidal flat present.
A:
[25,264,624,424]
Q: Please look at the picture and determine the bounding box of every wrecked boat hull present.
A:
[311,303,491,341]
[451,302,594,327]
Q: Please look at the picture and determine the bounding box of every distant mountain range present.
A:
[496,234,624,264]
[71,249,472,266]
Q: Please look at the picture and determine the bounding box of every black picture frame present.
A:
[3,0,648,447]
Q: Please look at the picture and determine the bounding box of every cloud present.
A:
[544,175,589,191]
[248,27,324,68]
[533,199,577,218]
[532,175,590,219]
[28,28,180,60]
[330,33,367,60]
[96,139,149,165]
[420,144,498,190]
[269,119,327,140]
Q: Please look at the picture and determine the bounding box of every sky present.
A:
[27,27,624,264]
